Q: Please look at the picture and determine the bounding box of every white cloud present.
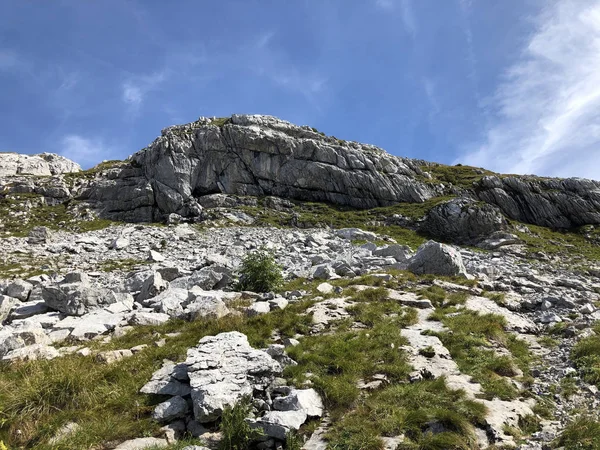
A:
[121,71,166,113]
[60,135,114,168]
[399,0,417,37]
[458,1,600,180]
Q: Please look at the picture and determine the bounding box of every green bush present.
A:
[237,249,284,293]
[219,398,263,450]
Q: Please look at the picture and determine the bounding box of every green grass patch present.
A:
[572,322,600,386]
[515,223,600,262]
[0,299,314,448]
[0,195,116,238]
[555,416,600,449]
[432,310,531,401]
[327,378,487,450]
[422,164,495,189]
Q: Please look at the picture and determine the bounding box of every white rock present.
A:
[110,237,130,250]
[113,437,168,449]
[316,283,334,294]
[247,301,271,316]
[272,388,324,417]
[255,410,308,440]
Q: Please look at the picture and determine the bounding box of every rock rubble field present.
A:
[1,115,600,449]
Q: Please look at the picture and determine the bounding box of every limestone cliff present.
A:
[2,114,600,230]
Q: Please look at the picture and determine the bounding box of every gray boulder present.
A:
[152,396,189,423]
[272,388,324,417]
[0,295,19,323]
[6,279,33,301]
[137,272,169,302]
[254,410,308,440]
[408,241,468,278]
[27,226,52,244]
[420,198,508,245]
[42,274,117,316]
[141,360,191,397]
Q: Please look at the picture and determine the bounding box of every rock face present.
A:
[83,115,440,221]
[476,175,600,228]
[420,198,508,245]
[3,115,600,230]
[0,152,81,177]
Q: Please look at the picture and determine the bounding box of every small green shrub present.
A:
[237,249,283,293]
[219,398,263,450]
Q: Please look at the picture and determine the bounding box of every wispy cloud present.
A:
[0,48,32,74]
[458,1,600,180]
[423,78,441,120]
[121,71,167,114]
[250,31,328,106]
[60,135,115,168]
[457,0,478,95]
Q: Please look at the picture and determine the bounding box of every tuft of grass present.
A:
[572,322,600,386]
[218,397,262,450]
[556,416,600,449]
[328,378,486,450]
[422,164,495,189]
[236,248,283,293]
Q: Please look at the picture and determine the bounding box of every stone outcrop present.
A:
[420,197,508,245]
[476,175,600,228]
[0,152,81,177]
[3,115,600,230]
[121,114,440,220]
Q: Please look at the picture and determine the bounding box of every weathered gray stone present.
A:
[137,272,169,302]
[113,437,168,450]
[421,198,508,245]
[185,332,282,422]
[254,410,308,440]
[129,312,170,326]
[0,152,80,177]
[42,275,116,316]
[6,279,33,301]
[141,360,191,397]
[408,241,468,278]
[0,295,19,323]
[152,396,189,423]
[27,226,52,244]
[272,388,324,417]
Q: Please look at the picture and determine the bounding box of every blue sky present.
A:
[1,0,599,180]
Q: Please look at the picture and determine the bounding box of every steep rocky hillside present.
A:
[1,115,600,450]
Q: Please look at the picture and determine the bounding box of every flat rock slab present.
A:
[113,437,168,449]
